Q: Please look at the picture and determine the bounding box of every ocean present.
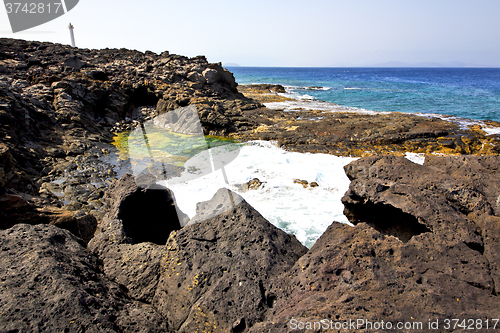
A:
[227,67,500,123]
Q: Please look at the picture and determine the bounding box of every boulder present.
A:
[0,192,97,244]
[241,178,263,191]
[202,68,219,84]
[153,188,308,332]
[88,173,188,303]
[89,173,187,246]
[251,221,500,332]
[89,180,307,332]
[0,224,167,332]
[187,188,244,225]
[187,71,206,84]
[36,206,98,244]
[63,56,83,69]
[250,155,500,331]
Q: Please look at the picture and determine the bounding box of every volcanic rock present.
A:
[0,223,167,332]
[0,37,260,235]
[89,178,307,332]
[251,155,500,331]
[153,188,308,332]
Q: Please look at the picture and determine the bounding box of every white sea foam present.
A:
[405,152,426,165]
[160,140,357,248]
[265,97,384,115]
[261,84,387,115]
[483,127,500,135]
[283,84,331,91]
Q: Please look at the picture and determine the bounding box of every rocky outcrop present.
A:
[0,223,167,332]
[3,38,500,332]
[0,38,260,235]
[237,84,291,103]
[3,154,500,332]
[249,155,500,331]
[0,37,259,173]
[88,176,307,332]
[155,189,307,332]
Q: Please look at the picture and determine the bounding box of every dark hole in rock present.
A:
[118,186,181,245]
[232,318,246,333]
[465,241,485,255]
[131,85,160,107]
[344,202,431,243]
[266,294,276,308]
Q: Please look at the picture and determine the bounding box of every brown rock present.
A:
[252,222,500,332]
[153,188,307,332]
[242,177,263,191]
[251,155,500,331]
[36,206,97,244]
[293,179,309,188]
[0,223,167,332]
[89,181,307,332]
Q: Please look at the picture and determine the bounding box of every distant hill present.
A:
[224,63,240,67]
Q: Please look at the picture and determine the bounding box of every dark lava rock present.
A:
[89,180,307,332]
[187,187,244,225]
[97,173,189,243]
[0,192,97,244]
[88,173,187,304]
[153,188,307,332]
[0,223,167,332]
[36,206,98,244]
[0,37,260,234]
[251,222,500,332]
[250,155,500,332]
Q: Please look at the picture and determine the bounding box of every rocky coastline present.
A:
[1,38,500,332]
[235,84,500,157]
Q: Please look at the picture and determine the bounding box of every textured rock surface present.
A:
[89,180,307,332]
[3,38,500,332]
[250,155,500,332]
[0,38,260,233]
[0,224,167,332]
[154,188,307,332]
[88,173,186,304]
[252,222,500,332]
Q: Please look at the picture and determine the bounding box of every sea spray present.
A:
[161,140,357,248]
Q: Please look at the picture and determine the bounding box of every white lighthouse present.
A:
[68,23,75,47]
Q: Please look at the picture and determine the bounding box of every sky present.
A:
[1,0,499,67]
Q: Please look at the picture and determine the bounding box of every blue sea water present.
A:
[227,67,500,122]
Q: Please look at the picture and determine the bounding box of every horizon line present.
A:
[224,65,500,69]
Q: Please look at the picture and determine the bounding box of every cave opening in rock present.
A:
[117,186,181,245]
[344,202,431,243]
[131,85,160,107]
